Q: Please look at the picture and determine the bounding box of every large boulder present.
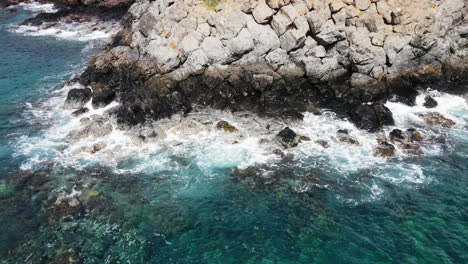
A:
[275,127,299,149]
[347,103,394,132]
[64,88,92,110]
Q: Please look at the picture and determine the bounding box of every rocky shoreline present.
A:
[72,0,468,132]
[5,0,468,131]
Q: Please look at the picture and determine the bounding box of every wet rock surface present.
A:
[64,88,91,109]
[374,141,396,157]
[336,129,359,145]
[418,112,456,128]
[275,127,299,149]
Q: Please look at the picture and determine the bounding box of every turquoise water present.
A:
[1,5,468,264]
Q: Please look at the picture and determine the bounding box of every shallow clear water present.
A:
[1,4,467,264]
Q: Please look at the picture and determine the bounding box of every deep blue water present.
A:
[0,5,467,264]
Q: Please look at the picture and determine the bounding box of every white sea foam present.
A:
[17,1,58,13]
[12,20,120,41]
[13,81,468,204]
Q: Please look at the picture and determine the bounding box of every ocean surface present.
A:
[1,4,467,264]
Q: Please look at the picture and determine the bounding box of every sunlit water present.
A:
[1,4,467,264]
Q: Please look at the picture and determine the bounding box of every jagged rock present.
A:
[275,127,299,148]
[329,0,346,13]
[405,128,423,142]
[90,142,106,153]
[315,140,329,148]
[72,107,89,117]
[252,1,275,24]
[347,103,394,132]
[64,88,92,110]
[216,121,238,132]
[418,112,455,128]
[271,6,294,36]
[215,8,247,39]
[376,1,393,23]
[91,83,115,108]
[315,20,345,45]
[349,73,386,101]
[201,37,229,63]
[355,0,371,11]
[389,129,404,143]
[306,3,331,34]
[374,141,395,157]
[336,129,359,145]
[247,18,281,55]
[76,0,468,132]
[73,116,113,139]
[423,95,438,108]
[401,143,423,155]
[266,0,291,10]
[226,28,254,55]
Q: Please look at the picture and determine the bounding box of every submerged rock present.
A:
[215,121,238,132]
[389,129,405,143]
[90,142,106,153]
[275,127,299,149]
[374,141,396,157]
[347,103,394,132]
[315,140,329,148]
[72,107,89,117]
[401,143,423,155]
[63,88,91,110]
[336,129,359,145]
[423,95,438,108]
[73,116,113,139]
[418,112,456,128]
[405,128,423,142]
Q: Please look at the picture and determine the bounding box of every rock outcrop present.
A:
[79,0,468,131]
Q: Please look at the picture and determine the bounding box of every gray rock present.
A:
[376,1,392,23]
[201,37,229,63]
[306,4,331,34]
[73,116,113,139]
[226,28,254,55]
[252,1,275,24]
[271,7,294,36]
[215,8,247,39]
[315,20,346,45]
[266,0,291,10]
[247,18,280,55]
[146,37,180,72]
[179,33,200,55]
[355,0,371,11]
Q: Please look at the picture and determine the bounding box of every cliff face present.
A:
[80,0,468,131]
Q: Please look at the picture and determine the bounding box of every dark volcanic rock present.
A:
[347,103,394,132]
[216,121,238,132]
[374,141,396,157]
[405,128,423,142]
[423,95,438,108]
[72,107,89,116]
[64,88,91,109]
[418,112,456,128]
[91,83,115,108]
[275,127,299,149]
[336,129,359,145]
[389,129,405,143]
